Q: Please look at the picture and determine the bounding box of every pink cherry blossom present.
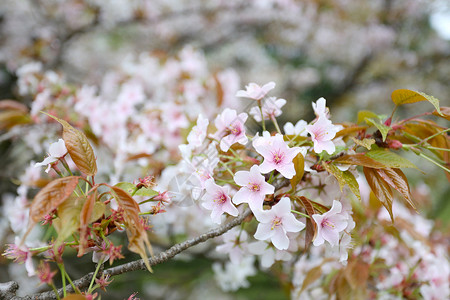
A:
[212,108,248,152]
[34,139,68,173]
[283,120,308,136]
[232,165,275,212]
[306,116,339,155]
[187,114,209,148]
[235,82,276,100]
[249,97,286,121]
[216,228,249,265]
[253,133,302,179]
[312,200,348,247]
[202,179,239,224]
[253,197,305,250]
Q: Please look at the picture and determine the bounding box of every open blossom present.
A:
[253,133,302,179]
[232,165,274,212]
[306,116,339,155]
[187,114,209,148]
[216,228,249,264]
[235,82,275,100]
[212,108,248,152]
[34,139,67,173]
[283,120,308,136]
[249,97,286,121]
[202,179,239,224]
[312,200,348,247]
[3,237,35,276]
[253,197,305,250]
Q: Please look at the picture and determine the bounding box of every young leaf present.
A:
[78,190,105,257]
[334,154,386,169]
[43,113,97,176]
[363,167,394,221]
[290,153,305,190]
[21,176,80,244]
[342,171,361,202]
[365,118,391,141]
[391,89,443,115]
[432,106,450,121]
[322,162,346,191]
[296,196,317,249]
[109,185,153,272]
[115,182,158,198]
[54,196,85,246]
[366,149,419,169]
[376,168,416,211]
[357,110,378,124]
[351,137,375,150]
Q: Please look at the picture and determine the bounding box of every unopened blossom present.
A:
[253,133,302,179]
[312,97,330,119]
[249,97,286,121]
[284,120,308,136]
[312,200,348,247]
[232,165,275,212]
[235,82,276,100]
[34,139,67,173]
[306,116,339,155]
[202,179,239,224]
[37,261,57,285]
[187,114,209,148]
[253,197,305,250]
[212,108,248,152]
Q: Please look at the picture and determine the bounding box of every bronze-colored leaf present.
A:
[0,100,29,112]
[336,125,368,138]
[290,153,305,190]
[44,113,97,176]
[363,167,394,221]
[109,185,153,272]
[378,168,416,211]
[22,176,80,243]
[78,190,98,257]
[432,106,450,121]
[299,265,323,295]
[334,154,386,169]
[296,196,317,249]
[0,110,31,130]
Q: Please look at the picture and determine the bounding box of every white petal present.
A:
[254,223,274,241]
[271,227,289,250]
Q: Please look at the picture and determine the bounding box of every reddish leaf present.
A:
[109,185,153,272]
[44,113,97,176]
[363,167,394,221]
[377,168,416,211]
[78,190,96,257]
[433,106,450,121]
[0,100,29,112]
[22,176,80,243]
[336,125,368,138]
[296,196,317,249]
[334,154,386,169]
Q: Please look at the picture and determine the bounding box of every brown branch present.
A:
[9,209,252,300]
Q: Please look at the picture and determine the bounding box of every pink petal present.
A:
[276,163,296,179]
[254,223,274,240]
[321,227,340,246]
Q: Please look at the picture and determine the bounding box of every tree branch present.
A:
[8,209,252,300]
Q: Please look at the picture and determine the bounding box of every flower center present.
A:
[271,217,282,230]
[215,193,227,204]
[321,219,335,228]
[226,123,241,136]
[272,150,284,164]
[248,182,261,192]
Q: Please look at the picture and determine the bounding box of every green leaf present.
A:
[115,182,158,198]
[391,89,443,116]
[342,171,361,201]
[290,153,305,190]
[357,110,378,124]
[322,162,346,191]
[366,149,419,169]
[366,117,391,142]
[351,137,375,150]
[54,196,85,245]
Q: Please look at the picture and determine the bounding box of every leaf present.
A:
[22,176,80,244]
[299,265,323,295]
[0,99,29,112]
[78,190,105,257]
[344,259,369,290]
[363,167,394,221]
[43,113,97,176]
[391,89,443,115]
[350,137,375,150]
[366,149,419,169]
[334,154,386,169]
[322,162,346,191]
[296,196,317,249]
[342,171,361,201]
[54,196,85,246]
[115,182,158,198]
[336,125,368,138]
[109,185,153,272]
[0,110,31,130]
[357,110,378,124]
[290,153,305,190]
[377,168,416,211]
[433,106,450,121]
[366,117,391,141]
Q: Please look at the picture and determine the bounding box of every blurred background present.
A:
[0,0,449,299]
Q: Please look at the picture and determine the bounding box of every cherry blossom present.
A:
[232,165,275,212]
[312,200,348,247]
[34,139,68,173]
[249,97,286,121]
[216,228,249,265]
[283,119,308,136]
[306,116,339,155]
[253,197,305,250]
[235,82,276,100]
[202,179,239,224]
[253,133,302,179]
[212,108,248,152]
[312,97,330,119]
[187,114,209,148]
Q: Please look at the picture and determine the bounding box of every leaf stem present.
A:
[291,210,311,219]
[419,153,450,173]
[88,260,103,293]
